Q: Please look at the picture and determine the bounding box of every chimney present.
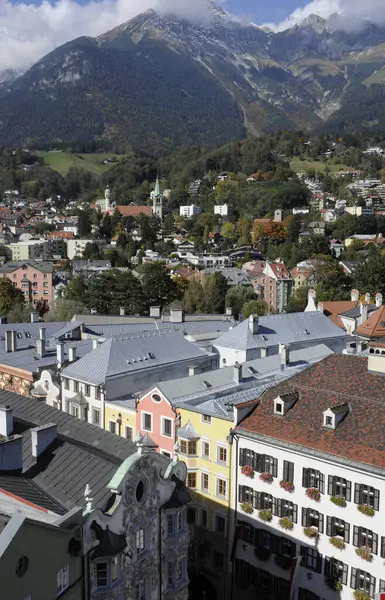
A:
[189,365,199,377]
[150,306,161,318]
[280,344,289,370]
[30,312,39,323]
[90,308,97,315]
[0,316,7,324]
[248,314,259,335]
[260,347,267,358]
[68,347,76,362]
[5,330,16,353]
[305,288,317,312]
[233,362,242,384]
[31,423,57,459]
[225,307,232,316]
[375,292,383,308]
[37,327,46,358]
[171,309,183,323]
[351,289,359,302]
[119,307,125,316]
[0,436,23,471]
[361,303,368,325]
[0,405,13,437]
[56,342,65,367]
[93,338,99,350]
[365,292,371,305]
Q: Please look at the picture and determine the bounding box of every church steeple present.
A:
[152,174,163,221]
[154,174,161,197]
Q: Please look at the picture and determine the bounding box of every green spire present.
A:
[154,174,161,197]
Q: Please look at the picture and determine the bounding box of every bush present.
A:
[330,495,346,508]
[303,527,318,538]
[329,537,345,550]
[355,547,373,562]
[306,488,321,501]
[240,502,253,514]
[241,465,254,478]
[274,555,291,570]
[254,546,271,561]
[279,517,294,530]
[357,505,375,517]
[259,472,273,484]
[280,480,294,493]
[353,591,371,600]
[258,509,273,522]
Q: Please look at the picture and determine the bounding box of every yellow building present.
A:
[103,400,137,441]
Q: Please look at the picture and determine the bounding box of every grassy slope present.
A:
[36,151,125,176]
[290,157,349,174]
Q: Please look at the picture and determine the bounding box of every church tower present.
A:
[152,174,163,221]
[104,184,111,212]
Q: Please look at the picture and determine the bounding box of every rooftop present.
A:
[355,305,385,339]
[0,261,53,273]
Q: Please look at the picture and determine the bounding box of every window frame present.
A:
[56,564,69,596]
[214,513,226,535]
[217,445,228,465]
[201,471,210,493]
[216,477,227,499]
[142,412,152,432]
[161,416,173,438]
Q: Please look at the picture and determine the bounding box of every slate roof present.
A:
[355,306,385,339]
[236,354,385,471]
[177,421,200,440]
[214,311,347,351]
[0,261,53,273]
[0,390,136,512]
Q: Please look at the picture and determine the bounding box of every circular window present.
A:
[152,394,161,403]
[16,556,29,577]
[136,480,146,503]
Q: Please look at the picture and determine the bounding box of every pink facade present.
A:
[136,386,176,457]
[4,264,53,308]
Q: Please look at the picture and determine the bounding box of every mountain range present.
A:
[1,3,385,153]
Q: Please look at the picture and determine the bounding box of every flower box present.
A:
[355,547,373,562]
[357,505,375,517]
[306,487,321,502]
[274,554,291,570]
[330,495,346,508]
[329,536,345,550]
[279,517,294,531]
[259,472,273,484]
[254,546,271,561]
[258,509,272,522]
[303,527,318,539]
[325,577,343,592]
[241,465,254,478]
[280,480,294,493]
[240,502,253,514]
[353,591,371,600]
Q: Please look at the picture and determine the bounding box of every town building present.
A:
[214,204,232,216]
[0,261,54,308]
[6,239,65,261]
[179,205,202,218]
[65,238,107,260]
[231,351,385,600]
[291,266,316,289]
[254,262,293,313]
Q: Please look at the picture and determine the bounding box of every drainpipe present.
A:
[225,428,234,600]
[229,433,239,600]
[158,507,162,600]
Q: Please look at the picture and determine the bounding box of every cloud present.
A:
[0,0,214,71]
[265,0,385,31]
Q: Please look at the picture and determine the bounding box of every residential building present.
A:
[65,238,107,260]
[330,238,345,258]
[345,206,374,218]
[72,259,112,274]
[255,262,293,313]
[355,303,385,341]
[345,235,377,248]
[6,239,65,261]
[0,261,54,307]
[188,179,202,195]
[231,351,385,600]
[291,266,316,289]
[214,204,232,216]
[179,205,202,218]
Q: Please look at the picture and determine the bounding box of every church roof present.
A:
[355,306,385,339]
[116,205,152,217]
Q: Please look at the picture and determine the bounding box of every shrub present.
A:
[329,537,345,550]
[325,578,343,591]
[353,590,371,600]
[330,495,346,508]
[254,546,271,561]
[280,480,294,493]
[279,517,294,530]
[240,502,253,514]
[357,505,375,517]
[355,547,373,562]
[303,527,318,538]
[274,554,291,570]
[258,509,272,522]
[306,488,321,501]
[241,465,254,478]
[259,472,273,483]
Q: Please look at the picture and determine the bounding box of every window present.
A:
[180,440,187,454]
[201,472,209,492]
[213,550,224,569]
[300,547,322,573]
[125,426,133,441]
[167,515,174,536]
[324,557,348,586]
[71,405,79,418]
[353,527,378,554]
[57,564,69,595]
[136,580,146,600]
[162,451,171,458]
[92,408,100,425]
[199,509,208,528]
[180,440,196,455]
[63,378,69,390]
[136,528,145,555]
[350,569,375,597]
[239,449,278,477]
[96,562,108,588]
[202,414,211,424]
[109,421,116,434]
[177,558,184,581]
[202,441,210,458]
[298,589,320,600]
[354,484,380,510]
[217,478,227,498]
[302,468,325,493]
[74,381,79,393]
[85,384,90,396]
[217,446,227,464]
[301,508,324,532]
[167,562,173,586]
[328,475,351,500]
[188,441,197,455]
[380,580,385,593]
[176,511,183,532]
[187,472,196,488]
[142,413,152,431]
[327,517,350,542]
[162,418,172,438]
[215,514,226,534]
[276,499,298,523]
[325,415,333,426]
[283,460,294,483]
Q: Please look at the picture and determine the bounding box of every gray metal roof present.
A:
[61,331,212,385]
[203,268,251,286]
[0,339,93,373]
[213,311,348,351]
[339,305,377,319]
[0,261,53,273]
[177,421,200,440]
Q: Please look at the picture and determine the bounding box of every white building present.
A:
[65,238,107,260]
[179,205,202,218]
[230,350,385,600]
[214,204,231,216]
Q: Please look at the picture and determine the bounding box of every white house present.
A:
[214,204,231,216]
[179,205,202,218]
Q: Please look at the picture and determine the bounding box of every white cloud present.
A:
[266,0,385,31]
[0,0,213,71]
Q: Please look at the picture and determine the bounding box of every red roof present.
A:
[49,231,74,239]
[269,262,291,279]
[116,205,152,217]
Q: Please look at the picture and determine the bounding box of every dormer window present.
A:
[274,401,283,414]
[274,391,299,416]
[325,415,333,427]
[323,404,349,429]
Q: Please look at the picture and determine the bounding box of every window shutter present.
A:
[290,540,296,557]
[316,553,322,574]
[255,528,261,547]
[253,490,258,509]
[301,508,307,527]
[328,475,334,495]
[273,458,278,478]
[381,537,385,558]
[239,448,245,466]
[318,512,324,534]
[354,483,361,504]
[353,525,359,547]
[302,468,309,487]
[293,504,298,524]
[374,489,380,511]
[342,564,348,586]
[372,533,378,555]
[256,453,264,473]
[380,580,385,593]
[300,545,306,560]
[346,480,352,502]
[274,498,280,517]
[324,556,330,577]
[238,485,244,503]
[255,492,262,510]
[350,567,357,589]
[370,576,376,598]
[271,533,279,555]
[289,461,294,483]
[319,473,325,494]
[326,516,332,537]
[344,522,350,544]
